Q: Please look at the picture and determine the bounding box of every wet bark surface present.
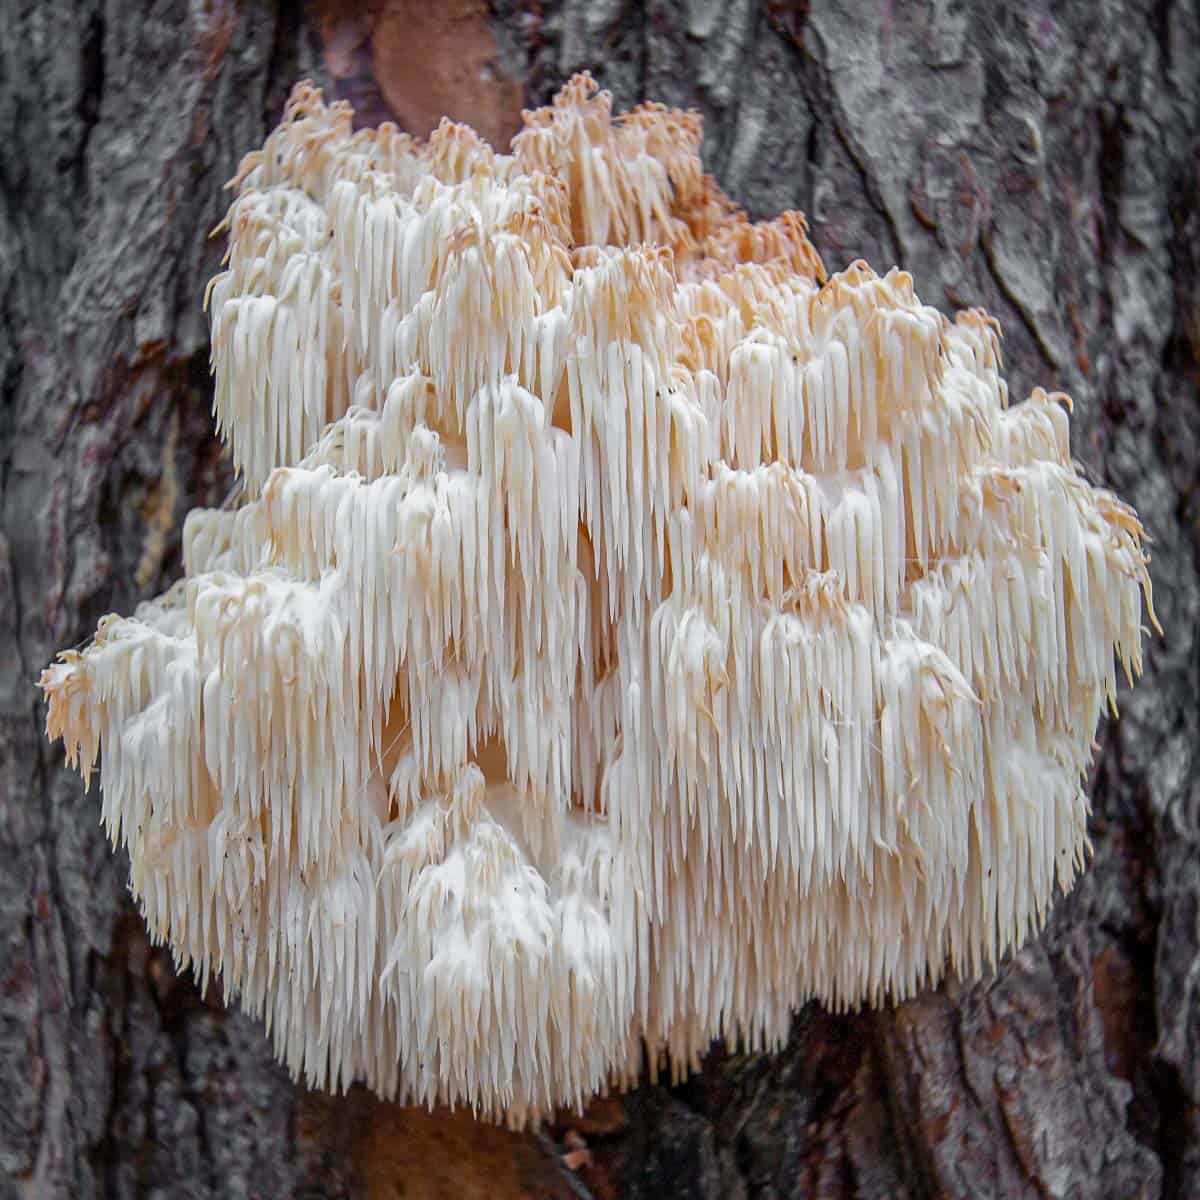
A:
[1,1,1197,1196]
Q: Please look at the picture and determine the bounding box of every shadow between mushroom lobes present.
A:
[40,74,1156,1127]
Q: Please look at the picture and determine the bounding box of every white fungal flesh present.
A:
[42,76,1156,1126]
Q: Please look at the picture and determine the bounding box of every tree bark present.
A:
[2,1,1197,1196]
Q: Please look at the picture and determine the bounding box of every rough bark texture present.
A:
[2,1,1197,1196]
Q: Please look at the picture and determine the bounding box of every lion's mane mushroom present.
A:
[42,76,1156,1125]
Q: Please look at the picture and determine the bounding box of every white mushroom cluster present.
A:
[42,76,1156,1125]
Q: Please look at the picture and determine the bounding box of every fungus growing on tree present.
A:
[41,76,1156,1125]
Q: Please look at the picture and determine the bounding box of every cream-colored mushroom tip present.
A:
[40,76,1157,1124]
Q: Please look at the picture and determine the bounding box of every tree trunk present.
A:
[2,1,1197,1196]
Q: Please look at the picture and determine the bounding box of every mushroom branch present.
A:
[41,75,1157,1126]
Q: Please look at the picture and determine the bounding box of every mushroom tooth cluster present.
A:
[41,75,1156,1125]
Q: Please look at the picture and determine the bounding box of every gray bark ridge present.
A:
[2,1,1198,1196]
